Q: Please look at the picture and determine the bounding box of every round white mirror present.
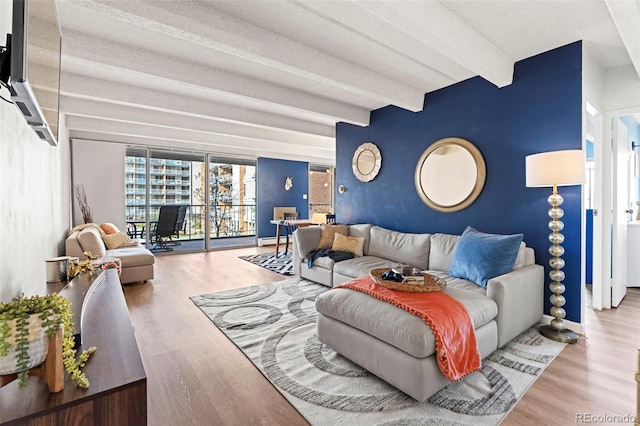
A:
[352,142,382,182]
[415,138,486,213]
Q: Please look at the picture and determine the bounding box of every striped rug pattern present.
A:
[239,252,294,275]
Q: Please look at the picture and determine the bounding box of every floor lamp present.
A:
[525,149,585,344]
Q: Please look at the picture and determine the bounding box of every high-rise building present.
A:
[125,156,192,221]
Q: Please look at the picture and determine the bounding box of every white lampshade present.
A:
[525,150,585,187]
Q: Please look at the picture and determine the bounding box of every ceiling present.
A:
[49,0,640,165]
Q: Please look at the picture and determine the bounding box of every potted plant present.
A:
[0,293,96,389]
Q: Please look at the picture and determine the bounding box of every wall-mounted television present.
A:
[7,0,62,146]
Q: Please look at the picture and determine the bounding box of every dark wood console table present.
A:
[0,269,147,425]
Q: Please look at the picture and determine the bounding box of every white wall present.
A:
[0,101,72,302]
[1,1,10,36]
[71,140,126,231]
[0,1,72,302]
[604,66,640,113]
[583,47,605,113]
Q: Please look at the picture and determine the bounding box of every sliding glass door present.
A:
[125,147,256,252]
[208,160,256,249]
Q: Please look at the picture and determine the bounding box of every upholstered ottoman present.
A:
[315,284,500,401]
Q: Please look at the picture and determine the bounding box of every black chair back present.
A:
[155,205,180,237]
[175,205,188,233]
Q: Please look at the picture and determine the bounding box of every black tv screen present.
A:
[10,0,62,146]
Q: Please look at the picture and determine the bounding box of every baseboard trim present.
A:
[541,314,585,335]
[257,237,277,247]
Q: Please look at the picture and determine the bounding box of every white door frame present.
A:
[612,117,630,307]
[594,106,640,310]
[590,105,605,311]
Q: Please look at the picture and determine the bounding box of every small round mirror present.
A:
[352,142,382,182]
[415,138,485,212]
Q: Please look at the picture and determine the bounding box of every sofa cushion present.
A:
[332,256,398,279]
[65,230,84,257]
[294,226,322,259]
[316,286,497,358]
[449,226,523,288]
[513,246,534,270]
[106,245,155,268]
[331,233,365,257]
[348,224,372,255]
[77,227,107,258]
[317,224,349,249]
[103,232,135,250]
[100,222,120,235]
[311,256,335,269]
[423,270,488,295]
[429,233,460,271]
[368,226,431,270]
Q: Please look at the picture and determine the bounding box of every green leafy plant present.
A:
[0,293,96,388]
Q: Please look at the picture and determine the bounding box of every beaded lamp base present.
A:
[540,324,578,344]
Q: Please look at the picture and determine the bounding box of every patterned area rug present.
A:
[190,279,565,425]
[239,252,293,275]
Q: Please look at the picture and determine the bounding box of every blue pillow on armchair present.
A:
[449,226,524,288]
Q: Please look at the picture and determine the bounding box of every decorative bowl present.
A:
[392,265,421,276]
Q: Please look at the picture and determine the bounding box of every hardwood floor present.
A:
[124,247,640,426]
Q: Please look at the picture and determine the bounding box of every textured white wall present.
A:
[0,1,10,36]
[71,140,126,231]
[0,102,72,302]
[604,66,640,113]
[582,46,605,114]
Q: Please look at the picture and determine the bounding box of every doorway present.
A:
[618,115,640,292]
[309,166,334,215]
[592,110,640,309]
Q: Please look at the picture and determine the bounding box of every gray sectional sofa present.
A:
[292,224,544,401]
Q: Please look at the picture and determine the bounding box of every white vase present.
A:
[0,314,50,375]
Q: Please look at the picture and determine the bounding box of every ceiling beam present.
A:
[68,131,334,165]
[62,0,425,112]
[65,116,334,159]
[62,97,334,150]
[59,72,336,138]
[341,0,514,88]
[62,29,371,125]
[295,0,473,85]
[215,0,465,93]
[605,0,640,79]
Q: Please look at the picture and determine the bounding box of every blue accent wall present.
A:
[336,42,583,322]
[256,157,309,238]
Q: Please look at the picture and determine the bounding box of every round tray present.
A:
[369,268,446,293]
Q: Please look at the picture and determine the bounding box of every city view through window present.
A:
[125,150,256,249]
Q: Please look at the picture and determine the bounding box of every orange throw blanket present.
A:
[335,276,480,381]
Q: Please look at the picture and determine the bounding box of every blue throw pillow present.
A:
[449,226,524,288]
